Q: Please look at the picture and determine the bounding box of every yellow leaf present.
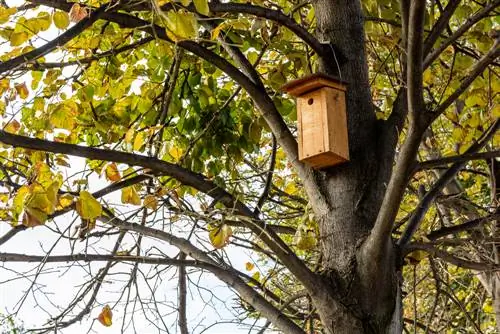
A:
[0,7,17,24]
[193,0,209,15]
[97,305,112,327]
[104,163,121,182]
[121,186,141,205]
[169,146,183,161]
[15,83,29,99]
[58,193,74,209]
[50,104,76,130]
[76,191,102,220]
[13,185,30,214]
[245,262,254,271]
[133,131,146,151]
[164,11,198,40]
[125,128,135,144]
[53,11,70,29]
[293,225,317,250]
[69,3,87,22]
[9,31,28,46]
[0,79,10,95]
[36,12,51,31]
[209,224,232,249]
[143,194,158,210]
[405,250,427,265]
[24,183,57,215]
[4,120,20,134]
[22,206,47,227]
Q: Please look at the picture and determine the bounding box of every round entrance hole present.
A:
[307,98,314,105]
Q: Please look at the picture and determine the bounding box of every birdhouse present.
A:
[282,73,349,169]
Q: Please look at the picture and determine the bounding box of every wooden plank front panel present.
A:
[298,90,325,160]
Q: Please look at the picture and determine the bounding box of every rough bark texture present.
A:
[310,0,399,332]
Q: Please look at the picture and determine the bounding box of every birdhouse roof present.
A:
[282,73,347,97]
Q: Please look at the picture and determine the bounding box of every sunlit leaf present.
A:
[4,120,20,134]
[143,194,159,210]
[209,224,232,249]
[245,262,254,271]
[121,186,141,205]
[193,0,209,15]
[69,3,87,22]
[9,31,28,46]
[14,83,29,99]
[53,11,70,29]
[104,163,121,182]
[97,305,112,327]
[76,191,102,220]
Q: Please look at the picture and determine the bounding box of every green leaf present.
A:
[193,0,210,15]
[164,11,198,40]
[53,11,70,29]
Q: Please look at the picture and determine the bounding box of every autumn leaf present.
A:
[169,146,183,161]
[69,3,87,22]
[4,120,20,134]
[97,305,112,327]
[22,206,47,227]
[53,11,70,29]
[245,262,254,271]
[76,191,102,220]
[143,194,158,210]
[121,186,141,206]
[9,31,28,46]
[104,163,121,182]
[15,83,29,99]
[208,224,232,249]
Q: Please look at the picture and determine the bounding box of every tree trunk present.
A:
[310,0,400,332]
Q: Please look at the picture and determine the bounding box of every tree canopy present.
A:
[0,0,499,333]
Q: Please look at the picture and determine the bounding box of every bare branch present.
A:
[423,0,461,56]
[405,243,500,271]
[427,212,500,240]
[424,0,500,69]
[431,40,500,120]
[365,0,427,261]
[398,120,499,246]
[415,150,500,171]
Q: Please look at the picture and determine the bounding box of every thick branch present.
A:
[427,212,500,240]
[0,4,107,75]
[416,150,500,171]
[0,130,321,297]
[365,0,427,260]
[207,2,334,60]
[405,243,500,271]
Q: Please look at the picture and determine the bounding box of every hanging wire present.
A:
[329,44,343,81]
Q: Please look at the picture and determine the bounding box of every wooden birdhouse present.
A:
[282,73,349,169]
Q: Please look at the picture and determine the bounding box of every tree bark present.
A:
[310,0,399,332]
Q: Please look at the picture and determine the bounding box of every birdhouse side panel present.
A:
[324,87,349,160]
[297,90,326,161]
